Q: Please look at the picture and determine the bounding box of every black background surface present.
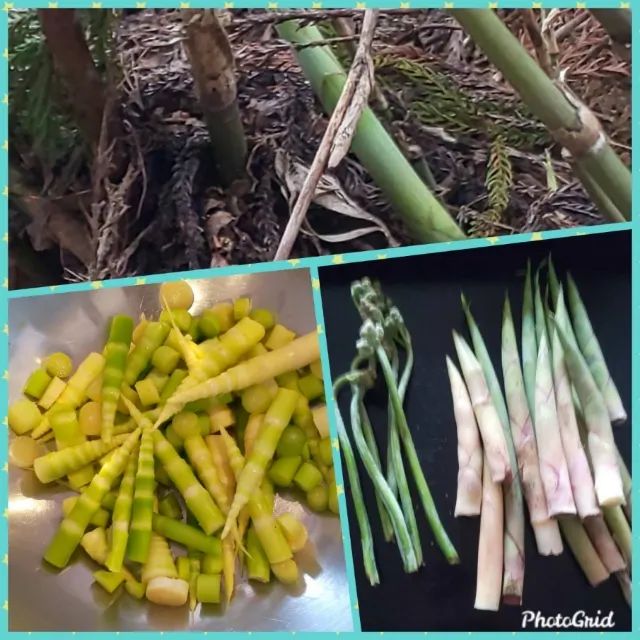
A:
[319,230,631,632]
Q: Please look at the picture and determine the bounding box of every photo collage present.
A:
[2,3,634,636]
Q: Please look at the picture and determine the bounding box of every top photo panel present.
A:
[8,7,631,289]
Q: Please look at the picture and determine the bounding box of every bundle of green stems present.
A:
[333,278,459,586]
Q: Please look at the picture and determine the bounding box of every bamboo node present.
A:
[549,102,604,159]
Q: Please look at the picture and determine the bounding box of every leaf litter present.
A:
[8,8,631,287]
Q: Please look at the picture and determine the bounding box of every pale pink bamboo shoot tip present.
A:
[446,356,483,517]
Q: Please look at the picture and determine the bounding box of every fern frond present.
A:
[485,134,513,216]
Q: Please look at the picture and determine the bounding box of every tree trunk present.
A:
[183,10,247,187]
[37,9,107,149]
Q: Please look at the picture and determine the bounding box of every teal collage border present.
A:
[1,0,636,636]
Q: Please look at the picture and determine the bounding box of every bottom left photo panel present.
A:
[7,268,353,633]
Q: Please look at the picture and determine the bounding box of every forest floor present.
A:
[9,9,631,288]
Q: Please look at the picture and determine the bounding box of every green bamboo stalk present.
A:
[102,315,134,443]
[152,514,221,556]
[451,9,631,220]
[572,163,625,223]
[127,428,155,563]
[276,21,465,243]
[153,430,225,535]
[33,434,127,484]
[105,445,138,572]
[44,428,141,568]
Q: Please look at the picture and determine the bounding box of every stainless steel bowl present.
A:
[8,269,353,632]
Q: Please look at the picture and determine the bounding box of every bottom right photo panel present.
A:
[319,229,631,632]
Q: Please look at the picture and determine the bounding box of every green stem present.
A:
[376,347,459,565]
[349,383,418,573]
[332,379,380,586]
[276,21,465,243]
[451,9,631,220]
[386,338,422,564]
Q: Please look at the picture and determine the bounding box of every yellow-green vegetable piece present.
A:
[318,437,334,467]
[307,482,329,512]
[146,577,189,607]
[50,408,94,489]
[159,280,194,310]
[209,405,235,432]
[38,377,67,410]
[309,360,323,379]
[9,435,43,469]
[44,352,73,378]
[311,404,329,439]
[125,579,146,600]
[246,527,270,583]
[142,532,178,582]
[200,552,223,575]
[276,513,308,552]
[196,573,221,604]
[294,461,323,492]
[8,399,42,435]
[241,379,278,414]
[78,401,102,437]
[135,379,160,407]
[93,569,126,594]
[57,352,105,409]
[85,375,103,403]
[151,345,181,375]
[233,297,252,320]
[81,527,109,565]
[23,368,52,400]
[249,308,276,330]
[268,456,302,487]
[177,556,191,581]
[298,373,324,401]
[264,324,296,350]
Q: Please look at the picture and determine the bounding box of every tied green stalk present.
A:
[101,315,134,443]
[462,296,524,604]
[44,428,142,568]
[276,21,465,243]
